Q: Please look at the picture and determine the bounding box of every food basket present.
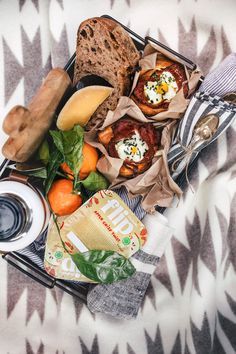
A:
[0,15,197,303]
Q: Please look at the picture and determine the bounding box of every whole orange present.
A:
[47,179,82,216]
[60,142,98,180]
[79,143,99,179]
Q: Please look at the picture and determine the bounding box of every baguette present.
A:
[73,17,140,129]
[2,68,71,162]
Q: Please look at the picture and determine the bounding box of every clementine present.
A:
[47,179,82,216]
[60,162,74,180]
[60,142,99,180]
[79,143,99,179]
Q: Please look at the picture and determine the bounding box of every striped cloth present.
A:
[168,52,236,179]
[168,92,236,179]
[199,53,236,97]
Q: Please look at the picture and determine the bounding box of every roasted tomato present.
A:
[98,117,160,178]
[131,59,187,116]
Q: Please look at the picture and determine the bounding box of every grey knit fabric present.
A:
[87,252,159,320]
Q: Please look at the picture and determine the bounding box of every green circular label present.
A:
[55,251,63,259]
[122,237,131,246]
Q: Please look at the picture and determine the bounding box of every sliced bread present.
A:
[73,17,140,129]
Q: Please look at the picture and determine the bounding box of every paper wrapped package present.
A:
[44,190,147,282]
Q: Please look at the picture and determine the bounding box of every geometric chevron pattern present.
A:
[1,0,236,353]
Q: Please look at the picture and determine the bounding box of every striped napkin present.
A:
[168,92,236,180]
[199,53,236,96]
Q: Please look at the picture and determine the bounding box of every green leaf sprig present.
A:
[77,171,109,192]
[49,124,84,190]
[39,124,109,195]
[45,148,64,194]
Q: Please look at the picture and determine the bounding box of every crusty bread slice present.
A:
[73,17,140,129]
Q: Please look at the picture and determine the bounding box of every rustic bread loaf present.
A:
[73,17,140,129]
[2,69,71,162]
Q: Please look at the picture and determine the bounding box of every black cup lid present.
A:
[0,195,26,241]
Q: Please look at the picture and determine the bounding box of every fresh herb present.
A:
[19,165,70,182]
[80,171,109,192]
[71,250,136,284]
[49,131,64,155]
[45,148,64,194]
[49,125,84,188]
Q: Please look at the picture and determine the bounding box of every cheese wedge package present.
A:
[56,86,113,130]
[44,190,147,282]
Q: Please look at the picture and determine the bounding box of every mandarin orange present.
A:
[47,179,82,216]
[60,142,98,180]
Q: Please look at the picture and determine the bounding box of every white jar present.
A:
[0,173,50,252]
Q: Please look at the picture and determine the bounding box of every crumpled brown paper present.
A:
[130,42,202,122]
[85,97,182,212]
[84,42,201,212]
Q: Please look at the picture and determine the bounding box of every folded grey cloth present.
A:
[87,211,173,319]
[199,53,236,97]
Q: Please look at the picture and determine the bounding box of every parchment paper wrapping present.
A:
[84,43,201,212]
[85,97,182,212]
[130,42,202,122]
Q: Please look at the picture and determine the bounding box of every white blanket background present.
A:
[0,1,236,353]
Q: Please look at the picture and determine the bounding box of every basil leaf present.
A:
[81,171,109,192]
[71,250,136,283]
[45,148,63,194]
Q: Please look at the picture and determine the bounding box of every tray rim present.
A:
[1,14,198,301]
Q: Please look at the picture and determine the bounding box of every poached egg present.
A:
[115,131,148,162]
[144,71,178,105]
